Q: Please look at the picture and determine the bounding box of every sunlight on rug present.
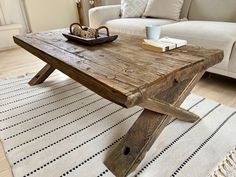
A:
[0,72,235,177]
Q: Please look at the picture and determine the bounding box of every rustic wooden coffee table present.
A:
[14,29,223,177]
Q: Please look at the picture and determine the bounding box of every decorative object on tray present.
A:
[62,23,118,46]
[70,23,98,38]
[142,37,187,52]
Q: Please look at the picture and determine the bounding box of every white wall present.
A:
[0,0,28,33]
[24,0,79,32]
[0,24,22,50]
[0,3,6,25]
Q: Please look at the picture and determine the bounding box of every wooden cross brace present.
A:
[103,71,205,177]
[29,64,204,177]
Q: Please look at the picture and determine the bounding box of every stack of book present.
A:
[142,37,187,52]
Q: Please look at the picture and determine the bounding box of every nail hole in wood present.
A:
[35,75,40,78]
[174,79,179,84]
[123,146,130,155]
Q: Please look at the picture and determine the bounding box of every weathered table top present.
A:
[13,29,223,108]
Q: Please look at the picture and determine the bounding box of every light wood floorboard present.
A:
[0,47,235,177]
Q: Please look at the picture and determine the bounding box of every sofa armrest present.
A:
[89,5,121,28]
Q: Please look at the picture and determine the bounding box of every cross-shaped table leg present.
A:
[29,64,55,86]
[104,72,205,177]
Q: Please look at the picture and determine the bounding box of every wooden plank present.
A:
[24,30,223,83]
[141,71,208,103]
[13,33,223,107]
[104,72,204,177]
[13,35,138,107]
[28,30,222,77]
[175,71,206,104]
[31,32,190,76]
[104,109,170,177]
[29,64,55,86]
[140,98,199,123]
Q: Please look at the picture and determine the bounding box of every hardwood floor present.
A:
[0,47,45,80]
[0,48,236,177]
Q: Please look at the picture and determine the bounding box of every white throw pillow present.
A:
[121,0,148,18]
[143,0,184,21]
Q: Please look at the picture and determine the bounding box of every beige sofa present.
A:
[89,0,236,79]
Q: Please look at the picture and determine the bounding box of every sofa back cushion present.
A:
[101,0,121,5]
[180,0,192,19]
[143,0,184,21]
[121,0,148,18]
[188,0,236,22]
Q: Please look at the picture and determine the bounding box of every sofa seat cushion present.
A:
[104,18,176,36]
[160,21,236,70]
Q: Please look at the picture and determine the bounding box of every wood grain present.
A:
[29,64,55,86]
[13,30,224,108]
[140,98,199,123]
[13,30,224,177]
[104,72,205,177]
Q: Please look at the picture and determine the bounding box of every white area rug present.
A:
[0,72,236,177]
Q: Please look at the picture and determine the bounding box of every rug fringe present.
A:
[210,146,236,177]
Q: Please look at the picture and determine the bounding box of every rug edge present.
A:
[209,146,236,177]
[0,140,14,177]
[0,73,34,81]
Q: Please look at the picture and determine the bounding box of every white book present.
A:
[158,37,187,48]
[143,39,176,51]
[143,37,187,52]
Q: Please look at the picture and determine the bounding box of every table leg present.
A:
[104,71,205,177]
[140,98,199,123]
[29,64,55,86]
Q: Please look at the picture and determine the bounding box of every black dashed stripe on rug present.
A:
[0,82,28,91]
[0,74,62,95]
[1,93,96,132]
[0,81,76,107]
[0,77,30,87]
[59,137,125,177]
[1,88,88,122]
[97,169,109,177]
[0,72,61,88]
[7,102,116,152]
[22,136,124,177]
[95,98,206,177]
[3,95,102,140]
[0,80,73,101]
[0,85,82,115]
[134,104,221,176]
[0,85,29,95]
[12,109,142,165]
[170,111,236,177]
[20,110,142,177]
[0,77,43,91]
